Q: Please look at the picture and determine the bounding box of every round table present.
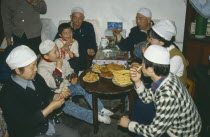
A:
[79,71,134,133]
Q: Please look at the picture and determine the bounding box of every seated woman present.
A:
[0,45,80,137]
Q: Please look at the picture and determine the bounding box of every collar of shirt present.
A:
[43,57,53,62]
[166,44,175,51]
[70,22,82,33]
[151,76,167,92]
[11,74,35,90]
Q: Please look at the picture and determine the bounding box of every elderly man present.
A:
[112,8,152,52]
[118,45,201,137]
[1,0,47,55]
[56,7,97,71]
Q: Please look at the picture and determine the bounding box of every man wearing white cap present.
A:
[112,8,153,53]
[148,19,187,85]
[118,45,201,136]
[55,7,97,71]
[0,45,80,137]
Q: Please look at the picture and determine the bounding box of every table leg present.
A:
[92,93,98,134]
[129,89,134,118]
[120,95,126,113]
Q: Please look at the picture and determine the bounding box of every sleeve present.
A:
[0,88,45,129]
[38,64,62,89]
[117,27,146,51]
[70,40,79,57]
[31,0,47,14]
[1,0,12,38]
[63,60,74,78]
[128,93,179,137]
[170,56,184,77]
[55,39,64,49]
[87,23,98,53]
[135,82,154,104]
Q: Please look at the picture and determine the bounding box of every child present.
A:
[55,23,80,74]
[38,40,113,124]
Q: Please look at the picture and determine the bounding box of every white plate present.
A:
[83,76,99,83]
[112,78,132,87]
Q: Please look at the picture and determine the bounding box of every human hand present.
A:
[58,90,70,99]
[117,116,131,128]
[71,77,78,85]
[49,98,65,111]
[63,42,71,52]
[87,49,95,56]
[56,58,63,69]
[112,28,122,41]
[6,38,13,46]
[130,66,142,82]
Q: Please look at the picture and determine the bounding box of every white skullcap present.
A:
[39,40,55,54]
[152,19,177,41]
[137,8,152,18]
[71,7,84,15]
[6,45,37,70]
[144,45,170,65]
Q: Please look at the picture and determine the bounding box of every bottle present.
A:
[195,14,208,39]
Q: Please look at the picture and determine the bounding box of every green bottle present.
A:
[195,14,208,39]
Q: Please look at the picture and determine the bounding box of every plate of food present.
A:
[112,70,132,87]
[83,72,99,83]
[100,72,113,79]
[91,64,105,73]
[112,78,132,87]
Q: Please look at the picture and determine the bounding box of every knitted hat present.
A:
[144,45,170,65]
[152,19,177,41]
[39,40,55,54]
[6,45,37,70]
[71,7,84,14]
[137,8,152,18]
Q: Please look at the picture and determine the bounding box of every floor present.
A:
[60,98,134,137]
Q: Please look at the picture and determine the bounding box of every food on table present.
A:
[112,70,132,86]
[92,64,105,73]
[83,72,99,82]
[100,66,109,73]
[107,63,125,72]
[100,71,113,78]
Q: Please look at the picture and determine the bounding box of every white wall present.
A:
[42,0,186,50]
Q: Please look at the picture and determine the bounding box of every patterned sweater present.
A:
[38,58,74,93]
[128,73,201,137]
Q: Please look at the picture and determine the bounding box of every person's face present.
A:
[16,60,38,80]
[141,60,153,77]
[59,28,72,41]
[44,45,60,62]
[70,12,84,29]
[136,13,150,30]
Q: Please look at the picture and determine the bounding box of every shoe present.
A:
[98,114,111,124]
[100,108,114,116]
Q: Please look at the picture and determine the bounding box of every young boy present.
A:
[38,40,113,124]
[118,45,201,136]
[55,23,80,74]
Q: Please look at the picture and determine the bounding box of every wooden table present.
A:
[79,71,134,133]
